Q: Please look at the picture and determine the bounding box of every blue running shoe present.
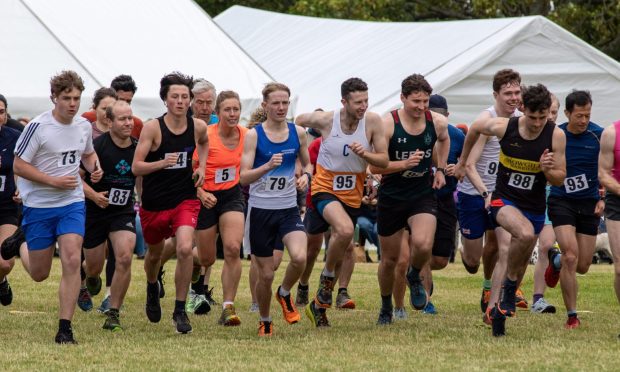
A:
[77,287,93,312]
[422,301,437,315]
[97,295,111,314]
[406,266,428,310]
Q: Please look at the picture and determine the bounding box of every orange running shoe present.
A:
[276,286,301,324]
[480,288,491,313]
[258,321,273,336]
[515,288,528,309]
[565,316,580,329]
[336,289,356,309]
[218,304,241,326]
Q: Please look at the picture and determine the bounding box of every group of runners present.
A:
[1,67,620,343]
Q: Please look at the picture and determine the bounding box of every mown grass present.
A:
[1,254,619,371]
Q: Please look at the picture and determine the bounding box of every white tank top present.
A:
[458,106,522,195]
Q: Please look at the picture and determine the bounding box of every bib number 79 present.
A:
[266,177,286,191]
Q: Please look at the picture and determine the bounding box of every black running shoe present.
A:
[145,282,161,323]
[157,267,166,299]
[498,280,517,318]
[376,308,393,326]
[55,329,78,344]
[172,311,192,334]
[85,276,102,297]
[0,228,25,260]
[406,267,428,310]
[103,309,122,332]
[0,278,13,306]
[315,274,335,308]
[204,286,218,306]
[490,305,506,337]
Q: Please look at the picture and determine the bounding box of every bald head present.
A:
[105,100,134,139]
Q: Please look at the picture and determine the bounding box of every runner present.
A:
[193,90,247,324]
[132,72,208,334]
[296,78,388,327]
[1,70,103,343]
[240,82,311,336]
[545,90,603,328]
[598,115,620,339]
[81,100,139,331]
[454,69,525,320]
[457,83,566,337]
[370,74,449,325]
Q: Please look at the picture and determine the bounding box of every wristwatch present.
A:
[481,191,489,198]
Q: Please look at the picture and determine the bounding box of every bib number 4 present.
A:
[165,152,187,169]
[508,172,535,190]
[333,175,355,191]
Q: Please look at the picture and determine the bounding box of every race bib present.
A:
[564,174,588,193]
[0,175,5,192]
[265,176,287,192]
[508,172,535,190]
[165,152,187,169]
[58,150,79,167]
[109,188,131,206]
[215,166,236,184]
[485,161,499,176]
[333,175,355,191]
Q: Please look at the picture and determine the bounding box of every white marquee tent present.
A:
[216,6,620,125]
[0,0,275,121]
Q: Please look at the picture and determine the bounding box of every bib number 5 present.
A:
[333,175,355,191]
[215,166,236,184]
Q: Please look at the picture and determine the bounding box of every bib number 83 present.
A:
[109,188,131,206]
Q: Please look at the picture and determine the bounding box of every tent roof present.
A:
[1,0,274,120]
[216,6,620,125]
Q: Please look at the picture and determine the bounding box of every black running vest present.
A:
[492,117,555,214]
[142,115,197,211]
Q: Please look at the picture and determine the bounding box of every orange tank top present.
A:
[193,124,247,191]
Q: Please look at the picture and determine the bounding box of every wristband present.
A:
[436,167,445,175]
[304,171,312,182]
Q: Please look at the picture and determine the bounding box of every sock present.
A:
[105,287,111,297]
[278,286,290,297]
[80,265,86,281]
[109,308,119,316]
[222,301,234,310]
[322,268,335,278]
[567,310,577,318]
[298,283,309,290]
[533,293,543,304]
[503,278,517,288]
[147,281,159,292]
[553,254,562,271]
[174,300,185,313]
[338,287,347,294]
[483,279,492,290]
[381,294,393,310]
[409,266,421,279]
[59,319,72,332]
[192,275,205,295]
[260,316,272,322]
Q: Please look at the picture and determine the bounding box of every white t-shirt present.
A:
[15,110,94,208]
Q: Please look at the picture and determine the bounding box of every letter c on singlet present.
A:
[343,144,350,156]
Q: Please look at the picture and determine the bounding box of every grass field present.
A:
[1,254,619,371]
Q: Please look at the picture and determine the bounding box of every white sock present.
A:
[260,316,272,322]
[322,268,335,277]
[278,286,290,297]
[222,301,234,309]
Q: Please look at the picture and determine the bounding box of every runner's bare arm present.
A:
[599,126,620,195]
[358,112,388,168]
[464,135,490,194]
[295,111,332,137]
[369,114,412,175]
[542,127,566,186]
[14,156,78,190]
[193,118,209,187]
[132,119,175,176]
[240,129,281,186]
[296,127,312,190]
[458,117,508,176]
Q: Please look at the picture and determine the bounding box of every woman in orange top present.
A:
[192,91,247,325]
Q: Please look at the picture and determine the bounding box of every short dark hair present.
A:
[565,90,592,113]
[50,70,85,97]
[492,69,521,93]
[111,75,137,93]
[92,87,117,109]
[341,78,368,99]
[215,90,241,114]
[159,72,193,101]
[522,84,552,113]
[401,74,432,97]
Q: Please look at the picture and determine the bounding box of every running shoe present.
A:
[490,305,506,337]
[0,228,24,260]
[97,295,111,314]
[145,282,161,323]
[314,274,334,308]
[498,281,517,318]
[406,267,428,310]
[422,301,437,315]
[276,286,301,324]
[258,320,273,337]
[172,311,192,334]
[480,288,491,313]
[218,304,241,326]
[377,307,393,325]
[77,286,93,312]
[565,316,580,330]
[0,277,13,306]
[335,289,356,309]
[295,285,309,307]
[205,286,218,306]
[103,309,122,332]
[85,276,102,297]
[157,267,166,299]
[545,247,561,288]
[191,265,201,284]
[515,287,528,309]
[530,297,557,314]
[393,307,407,320]
[186,290,210,315]
[305,301,330,327]
[249,303,259,312]
[55,329,78,344]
